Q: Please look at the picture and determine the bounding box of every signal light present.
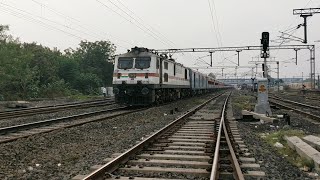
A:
[261,32,269,52]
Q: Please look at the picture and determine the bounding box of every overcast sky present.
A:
[0,0,319,79]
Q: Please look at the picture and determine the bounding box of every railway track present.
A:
[0,99,114,120]
[269,95,320,121]
[73,93,265,180]
[270,95,320,110]
[0,106,144,144]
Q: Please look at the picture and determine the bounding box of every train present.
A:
[112,47,230,105]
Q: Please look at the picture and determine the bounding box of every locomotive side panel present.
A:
[161,60,190,88]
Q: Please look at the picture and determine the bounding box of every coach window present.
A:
[174,64,176,76]
[185,69,187,79]
[164,62,168,70]
[164,73,168,82]
[156,59,160,69]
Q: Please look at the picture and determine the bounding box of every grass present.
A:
[263,130,314,170]
[232,94,255,111]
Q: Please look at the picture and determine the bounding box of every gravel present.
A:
[0,94,219,180]
[232,90,316,179]
[0,103,118,128]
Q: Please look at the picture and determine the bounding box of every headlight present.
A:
[113,88,120,94]
[128,73,136,78]
[141,87,149,95]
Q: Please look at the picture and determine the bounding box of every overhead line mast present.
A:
[153,44,316,89]
[293,8,320,43]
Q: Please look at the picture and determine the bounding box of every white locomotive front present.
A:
[113,47,191,105]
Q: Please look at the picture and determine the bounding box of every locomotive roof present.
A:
[116,47,223,83]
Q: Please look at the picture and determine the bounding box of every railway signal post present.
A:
[255,78,272,116]
[255,32,272,116]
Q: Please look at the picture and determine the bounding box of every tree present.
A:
[0,25,117,100]
[71,41,115,86]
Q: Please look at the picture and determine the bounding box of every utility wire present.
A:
[106,0,174,48]
[113,0,176,47]
[207,0,227,65]
[105,0,205,64]
[0,1,131,49]
[95,0,171,47]
[0,3,83,40]
[210,0,223,46]
[29,0,133,47]
[207,0,221,48]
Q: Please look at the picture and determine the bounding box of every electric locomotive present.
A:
[113,47,191,105]
[112,47,228,105]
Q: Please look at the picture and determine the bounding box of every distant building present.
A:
[281,78,303,84]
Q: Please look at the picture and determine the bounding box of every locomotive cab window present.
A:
[118,57,133,69]
[135,57,151,69]
[164,62,168,70]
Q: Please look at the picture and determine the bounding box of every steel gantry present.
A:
[293,8,320,44]
[153,44,316,89]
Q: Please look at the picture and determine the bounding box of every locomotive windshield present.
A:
[135,57,151,69]
[118,57,133,69]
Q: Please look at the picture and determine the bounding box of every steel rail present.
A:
[306,96,320,101]
[0,107,146,144]
[210,92,244,180]
[0,106,128,135]
[0,100,114,120]
[269,100,320,121]
[222,118,244,180]
[82,93,225,180]
[270,95,320,110]
[0,98,113,113]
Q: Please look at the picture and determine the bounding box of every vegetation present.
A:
[232,94,255,111]
[0,25,115,100]
[263,130,314,170]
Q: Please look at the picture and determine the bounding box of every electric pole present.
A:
[236,50,241,66]
[210,52,213,67]
[293,8,320,43]
[277,61,280,92]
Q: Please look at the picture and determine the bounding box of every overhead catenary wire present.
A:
[107,0,176,48]
[207,0,228,65]
[275,0,314,47]
[0,1,130,49]
[29,0,134,48]
[95,0,173,48]
[98,0,206,67]
[210,0,223,47]
[0,3,83,40]
[207,0,221,48]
